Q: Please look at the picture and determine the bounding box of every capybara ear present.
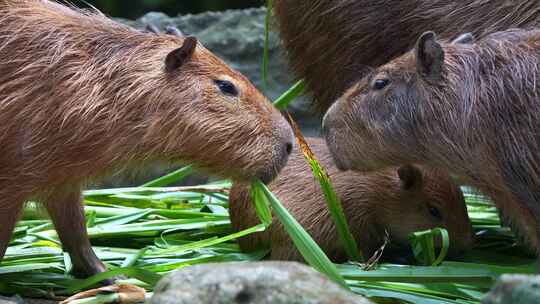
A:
[165,25,184,37]
[415,31,444,81]
[398,165,423,191]
[451,33,475,45]
[144,23,160,35]
[165,36,197,72]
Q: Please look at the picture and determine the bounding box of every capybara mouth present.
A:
[332,153,353,171]
[380,245,417,264]
[255,140,293,184]
[321,127,353,171]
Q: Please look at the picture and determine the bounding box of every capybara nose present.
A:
[322,100,342,139]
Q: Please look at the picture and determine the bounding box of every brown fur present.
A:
[229,138,473,262]
[273,0,540,114]
[322,29,540,253]
[0,0,293,278]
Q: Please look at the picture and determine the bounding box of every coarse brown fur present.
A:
[230,138,473,262]
[322,29,540,253]
[0,0,293,279]
[273,0,540,114]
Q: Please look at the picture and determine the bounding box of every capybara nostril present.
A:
[285,142,293,155]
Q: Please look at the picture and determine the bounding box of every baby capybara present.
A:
[323,29,540,253]
[0,0,293,279]
[274,0,540,113]
[229,138,473,262]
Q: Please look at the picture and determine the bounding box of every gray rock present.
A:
[0,296,56,304]
[0,295,24,304]
[123,8,319,136]
[482,274,540,304]
[150,261,371,304]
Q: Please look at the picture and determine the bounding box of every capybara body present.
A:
[229,138,473,262]
[0,0,293,279]
[323,29,540,253]
[273,0,540,113]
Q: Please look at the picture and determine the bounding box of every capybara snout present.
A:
[253,111,294,184]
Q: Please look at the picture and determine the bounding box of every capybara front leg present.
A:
[0,203,23,261]
[44,188,108,279]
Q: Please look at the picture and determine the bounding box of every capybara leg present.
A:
[44,189,108,279]
[0,203,23,261]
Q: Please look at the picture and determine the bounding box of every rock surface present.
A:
[482,274,540,304]
[150,261,372,304]
[0,296,56,304]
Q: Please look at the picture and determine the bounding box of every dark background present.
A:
[79,0,263,19]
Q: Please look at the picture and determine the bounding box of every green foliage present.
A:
[0,166,535,303]
[409,228,450,266]
[273,80,305,110]
[251,180,348,288]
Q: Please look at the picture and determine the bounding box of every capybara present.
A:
[0,0,293,279]
[273,0,540,113]
[229,138,473,262]
[322,29,540,253]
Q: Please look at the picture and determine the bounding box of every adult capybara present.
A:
[273,0,540,113]
[230,138,473,262]
[0,0,293,279]
[323,29,540,253]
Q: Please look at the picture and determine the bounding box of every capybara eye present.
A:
[428,204,443,220]
[214,79,239,97]
[373,78,389,90]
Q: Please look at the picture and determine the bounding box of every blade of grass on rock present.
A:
[288,114,363,262]
[252,180,348,288]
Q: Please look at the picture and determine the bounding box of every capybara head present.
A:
[322,29,540,254]
[322,31,474,172]
[139,35,294,183]
[376,165,474,258]
[0,0,295,184]
[229,138,473,262]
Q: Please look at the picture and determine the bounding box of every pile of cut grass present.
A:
[0,168,535,303]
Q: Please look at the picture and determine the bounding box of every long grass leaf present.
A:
[253,180,349,288]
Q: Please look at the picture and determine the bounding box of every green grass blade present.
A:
[262,0,273,87]
[252,180,349,289]
[288,116,362,262]
[308,158,363,262]
[140,165,195,187]
[273,79,305,110]
[409,228,450,266]
[250,183,273,226]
